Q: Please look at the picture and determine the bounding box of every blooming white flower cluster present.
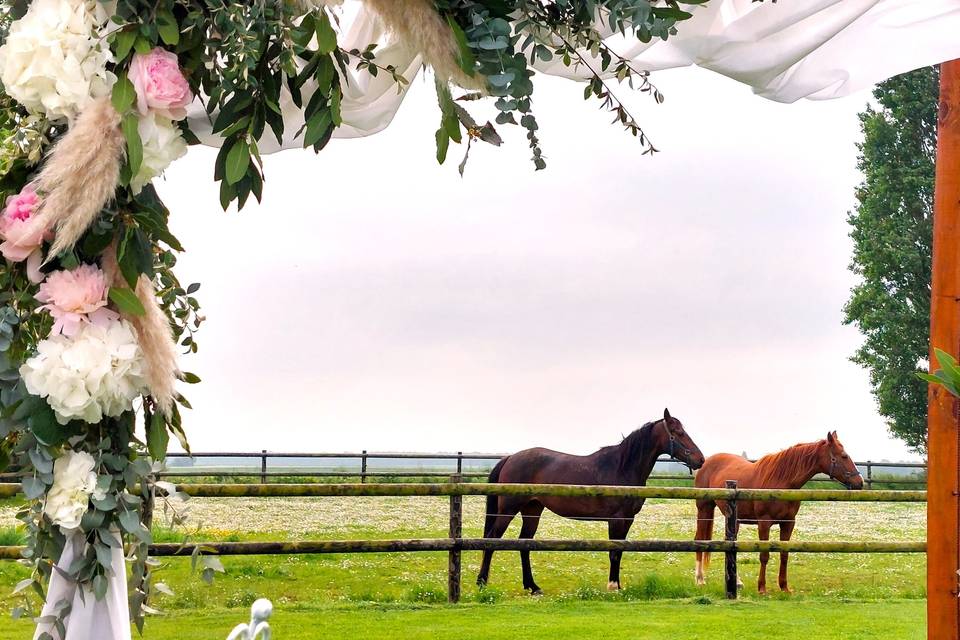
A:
[20,319,149,425]
[131,112,188,194]
[43,450,100,529]
[0,0,115,122]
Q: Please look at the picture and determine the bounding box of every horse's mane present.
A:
[751,439,825,486]
[617,422,655,474]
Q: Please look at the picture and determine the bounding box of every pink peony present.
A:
[129,48,193,120]
[0,187,47,283]
[36,264,120,337]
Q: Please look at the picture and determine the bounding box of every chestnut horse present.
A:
[694,431,863,594]
[477,409,705,594]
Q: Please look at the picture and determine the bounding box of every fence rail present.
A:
[154,450,928,488]
[0,481,923,603]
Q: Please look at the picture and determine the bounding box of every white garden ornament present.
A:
[0,0,956,638]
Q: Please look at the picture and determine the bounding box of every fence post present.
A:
[361,450,368,484]
[866,461,873,490]
[448,474,463,604]
[260,450,267,485]
[457,452,463,475]
[724,479,738,600]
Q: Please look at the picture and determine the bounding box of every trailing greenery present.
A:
[844,67,938,455]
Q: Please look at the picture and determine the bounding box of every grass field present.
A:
[0,494,927,639]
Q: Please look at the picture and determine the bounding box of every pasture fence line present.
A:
[0,481,925,602]
[140,451,928,488]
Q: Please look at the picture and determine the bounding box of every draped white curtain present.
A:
[188,0,960,153]
[33,531,130,640]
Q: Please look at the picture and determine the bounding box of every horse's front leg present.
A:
[757,520,772,595]
[778,519,796,593]
[607,517,634,590]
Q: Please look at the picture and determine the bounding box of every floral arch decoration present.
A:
[0,0,708,635]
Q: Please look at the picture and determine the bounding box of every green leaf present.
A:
[157,9,180,46]
[113,29,137,62]
[29,406,62,447]
[315,12,338,54]
[303,110,332,148]
[934,348,960,379]
[121,114,143,180]
[21,477,45,500]
[330,86,342,126]
[111,76,136,114]
[92,575,107,601]
[435,129,450,165]
[224,139,250,186]
[108,288,146,316]
[147,411,169,462]
[118,509,140,534]
[446,14,476,76]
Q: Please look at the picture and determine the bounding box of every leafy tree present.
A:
[843,67,938,455]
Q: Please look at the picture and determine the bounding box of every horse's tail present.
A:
[484,457,509,537]
[695,498,716,585]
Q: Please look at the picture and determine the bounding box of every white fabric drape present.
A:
[33,531,130,640]
[189,0,960,153]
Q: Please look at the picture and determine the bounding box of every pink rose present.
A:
[129,48,193,121]
[36,264,119,337]
[0,187,47,283]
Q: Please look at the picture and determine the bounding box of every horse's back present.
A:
[500,447,605,485]
[696,453,757,488]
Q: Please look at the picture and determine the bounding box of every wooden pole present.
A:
[928,59,960,640]
[724,480,739,599]
[448,474,463,603]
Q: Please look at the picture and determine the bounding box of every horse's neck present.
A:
[755,443,824,489]
[625,438,661,485]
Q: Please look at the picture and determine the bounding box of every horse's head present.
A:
[820,431,863,489]
[658,408,705,470]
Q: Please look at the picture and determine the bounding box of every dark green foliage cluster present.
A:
[435,0,707,170]
[844,67,938,454]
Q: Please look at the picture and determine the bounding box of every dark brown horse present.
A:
[476,409,705,594]
[694,431,863,594]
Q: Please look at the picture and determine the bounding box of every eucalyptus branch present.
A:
[551,28,658,154]
[339,46,410,92]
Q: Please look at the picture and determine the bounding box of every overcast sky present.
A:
[155,64,921,463]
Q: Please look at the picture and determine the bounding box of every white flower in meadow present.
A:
[20,319,149,425]
[44,450,97,530]
[0,0,116,122]
[130,113,188,194]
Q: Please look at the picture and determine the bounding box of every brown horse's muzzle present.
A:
[688,453,705,470]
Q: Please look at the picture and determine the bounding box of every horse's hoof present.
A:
[780,587,793,595]
[530,588,544,597]
[695,578,706,587]
[607,581,621,591]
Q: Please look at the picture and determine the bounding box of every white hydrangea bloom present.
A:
[130,112,188,194]
[43,450,97,530]
[20,319,149,425]
[0,0,116,122]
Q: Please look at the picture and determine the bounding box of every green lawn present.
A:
[0,600,926,640]
[0,495,928,638]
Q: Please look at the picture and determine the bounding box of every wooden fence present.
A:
[155,451,928,488]
[0,481,925,602]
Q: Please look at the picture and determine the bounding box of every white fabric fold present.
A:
[190,0,960,154]
[34,530,130,640]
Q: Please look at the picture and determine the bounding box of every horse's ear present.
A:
[664,408,671,421]
[827,431,835,444]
